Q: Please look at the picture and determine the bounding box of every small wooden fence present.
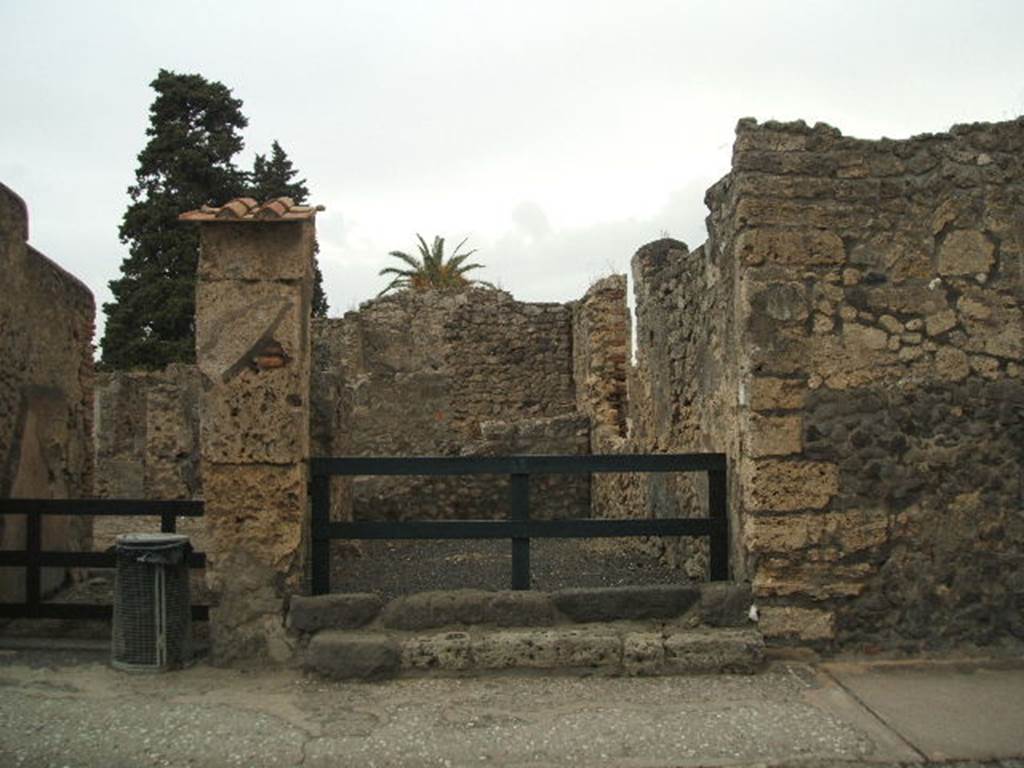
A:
[310,453,729,594]
[0,499,207,620]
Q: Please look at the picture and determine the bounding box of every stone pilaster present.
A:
[182,198,317,662]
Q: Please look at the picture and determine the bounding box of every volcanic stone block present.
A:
[380,590,490,630]
[288,593,383,632]
[937,230,994,276]
[551,585,700,623]
[380,589,557,630]
[485,591,558,627]
[306,632,400,679]
[699,583,754,628]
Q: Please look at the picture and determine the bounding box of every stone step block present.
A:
[290,582,754,634]
[302,624,764,680]
[550,584,701,623]
[379,589,557,630]
[288,593,383,632]
[305,631,400,680]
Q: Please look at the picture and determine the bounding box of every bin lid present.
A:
[115,533,190,550]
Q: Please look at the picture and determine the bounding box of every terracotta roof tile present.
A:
[179,197,322,223]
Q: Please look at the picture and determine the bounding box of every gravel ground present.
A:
[330,538,693,599]
[2,650,1021,767]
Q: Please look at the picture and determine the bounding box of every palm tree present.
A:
[378,234,494,297]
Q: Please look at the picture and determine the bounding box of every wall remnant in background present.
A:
[92,364,202,548]
[0,183,95,602]
[312,287,613,523]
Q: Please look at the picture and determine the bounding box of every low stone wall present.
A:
[0,183,95,601]
[289,583,760,679]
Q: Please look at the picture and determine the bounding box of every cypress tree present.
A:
[248,141,329,317]
[101,69,248,369]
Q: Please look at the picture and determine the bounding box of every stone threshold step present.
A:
[304,625,764,680]
[289,582,753,634]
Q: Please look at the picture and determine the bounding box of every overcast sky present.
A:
[2,1,1023,343]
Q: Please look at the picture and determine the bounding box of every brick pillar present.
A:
[181,197,318,663]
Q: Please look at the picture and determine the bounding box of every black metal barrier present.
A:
[0,499,207,620]
[310,454,729,594]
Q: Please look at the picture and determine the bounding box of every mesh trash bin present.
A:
[112,533,193,672]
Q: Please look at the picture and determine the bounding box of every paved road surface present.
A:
[0,645,1022,767]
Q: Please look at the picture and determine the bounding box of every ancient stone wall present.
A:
[729,117,1024,648]
[0,183,95,601]
[92,364,202,549]
[612,117,1024,648]
[313,289,591,521]
[89,281,632,536]
[595,231,744,578]
[571,275,630,448]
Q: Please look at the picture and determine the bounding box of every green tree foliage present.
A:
[102,71,330,369]
[378,234,493,297]
[102,69,248,369]
[248,141,328,317]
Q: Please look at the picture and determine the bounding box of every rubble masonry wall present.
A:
[0,183,95,600]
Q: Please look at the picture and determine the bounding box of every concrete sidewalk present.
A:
[0,645,1022,768]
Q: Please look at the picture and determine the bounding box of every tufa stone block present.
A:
[662,628,765,674]
[746,414,803,457]
[623,633,665,676]
[471,630,559,670]
[198,220,315,282]
[202,463,306,576]
[401,632,473,671]
[743,460,839,513]
[748,377,807,411]
[196,280,310,465]
[758,606,835,641]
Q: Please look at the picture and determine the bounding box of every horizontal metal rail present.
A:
[310,453,729,594]
[311,453,726,477]
[0,499,205,517]
[328,518,720,540]
[0,497,208,622]
[0,551,206,568]
[0,604,209,621]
